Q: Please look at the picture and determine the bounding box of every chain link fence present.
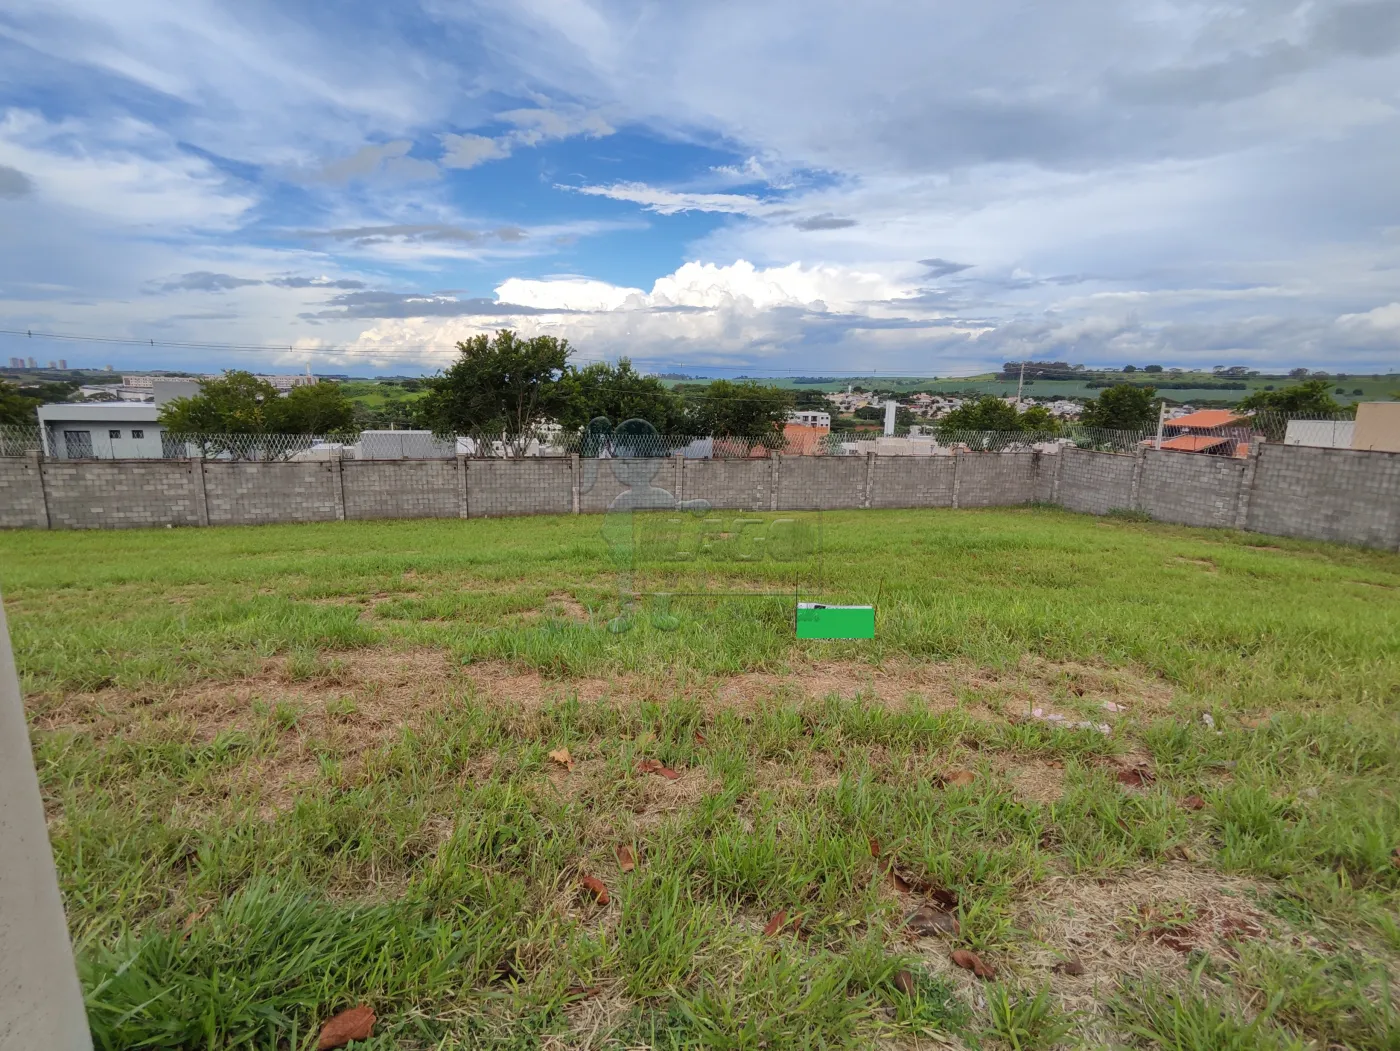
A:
[3,409,1365,461]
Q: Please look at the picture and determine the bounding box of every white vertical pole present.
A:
[1016,361,1026,404]
[0,590,91,1049]
[1154,401,1166,450]
[883,399,897,437]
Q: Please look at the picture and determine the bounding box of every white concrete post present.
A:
[883,400,897,437]
[0,591,91,1049]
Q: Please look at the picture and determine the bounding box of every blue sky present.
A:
[1,0,1399,377]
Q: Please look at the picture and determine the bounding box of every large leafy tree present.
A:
[684,379,792,438]
[417,330,570,434]
[1079,384,1159,429]
[935,395,1022,435]
[1238,380,1343,416]
[158,372,356,434]
[0,380,40,426]
[557,358,687,433]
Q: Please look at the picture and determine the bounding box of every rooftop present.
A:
[1167,409,1249,430]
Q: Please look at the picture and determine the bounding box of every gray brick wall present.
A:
[469,458,574,517]
[0,456,46,529]
[1138,450,1245,528]
[343,460,459,520]
[204,462,339,525]
[956,452,1038,507]
[869,456,955,508]
[1246,444,1400,549]
[578,457,679,514]
[681,458,770,510]
[1058,448,1136,515]
[778,456,866,509]
[41,460,201,529]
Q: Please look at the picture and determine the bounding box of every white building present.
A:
[787,410,831,428]
[37,402,166,459]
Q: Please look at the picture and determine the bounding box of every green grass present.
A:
[3,507,1399,1048]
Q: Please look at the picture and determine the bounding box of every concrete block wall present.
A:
[869,456,955,508]
[41,460,202,530]
[1138,450,1245,529]
[1057,448,1136,515]
[343,459,460,520]
[1246,444,1400,549]
[778,456,866,509]
[956,452,1038,507]
[579,457,680,514]
[0,457,46,529]
[204,462,340,525]
[468,459,573,517]
[681,458,772,510]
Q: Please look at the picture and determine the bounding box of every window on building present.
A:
[131,429,144,439]
[109,429,121,439]
[64,430,93,458]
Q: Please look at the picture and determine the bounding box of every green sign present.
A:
[796,603,875,640]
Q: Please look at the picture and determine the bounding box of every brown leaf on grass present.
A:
[565,984,601,1000]
[868,836,881,859]
[906,905,959,937]
[616,844,636,873]
[1392,847,1400,870]
[693,730,707,745]
[1055,956,1086,976]
[181,903,212,935]
[1117,766,1155,788]
[636,758,680,779]
[930,887,959,911]
[657,765,679,780]
[893,970,917,997]
[579,875,609,905]
[942,769,976,787]
[1181,794,1207,811]
[763,910,789,936]
[1238,715,1268,729]
[888,869,913,894]
[548,747,574,771]
[950,949,995,979]
[317,1005,375,1049]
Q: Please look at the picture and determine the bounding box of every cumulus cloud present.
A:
[439,133,511,169]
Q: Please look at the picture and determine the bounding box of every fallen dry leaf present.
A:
[943,769,976,787]
[318,1005,375,1050]
[636,758,680,780]
[1102,701,1125,713]
[1117,766,1155,788]
[1181,794,1207,811]
[906,905,959,938]
[657,765,679,780]
[579,875,609,905]
[181,903,212,935]
[894,970,917,996]
[950,949,995,979]
[930,887,959,911]
[616,844,636,873]
[565,984,601,1000]
[1392,847,1400,870]
[888,870,914,894]
[548,747,574,771]
[693,730,707,745]
[763,910,789,937]
[868,836,881,859]
[1055,956,1086,977]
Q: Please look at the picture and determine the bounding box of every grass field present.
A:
[3,508,1400,1050]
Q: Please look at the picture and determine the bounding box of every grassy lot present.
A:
[3,508,1399,1050]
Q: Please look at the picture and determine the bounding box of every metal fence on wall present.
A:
[1,409,1364,463]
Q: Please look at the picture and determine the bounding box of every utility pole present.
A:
[0,589,91,1049]
[1155,401,1166,450]
[1016,361,1026,404]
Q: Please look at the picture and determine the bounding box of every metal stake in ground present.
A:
[0,586,90,1049]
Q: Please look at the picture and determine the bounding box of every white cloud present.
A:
[309,140,439,183]
[0,108,254,228]
[568,181,772,216]
[439,133,511,169]
[438,104,614,168]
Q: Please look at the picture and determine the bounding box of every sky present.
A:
[1,0,1399,378]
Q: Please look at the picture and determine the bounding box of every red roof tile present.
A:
[1159,434,1232,452]
[1167,409,1249,429]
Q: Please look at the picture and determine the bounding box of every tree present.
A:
[159,372,283,434]
[0,380,41,426]
[1122,365,1138,372]
[417,330,570,435]
[556,358,687,433]
[1288,367,1311,379]
[1238,380,1343,416]
[1017,404,1060,432]
[1079,384,1158,429]
[277,382,356,433]
[1143,364,1164,373]
[936,396,1022,435]
[854,404,914,427]
[685,380,792,438]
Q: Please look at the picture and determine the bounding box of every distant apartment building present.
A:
[7,357,21,368]
[784,410,831,454]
